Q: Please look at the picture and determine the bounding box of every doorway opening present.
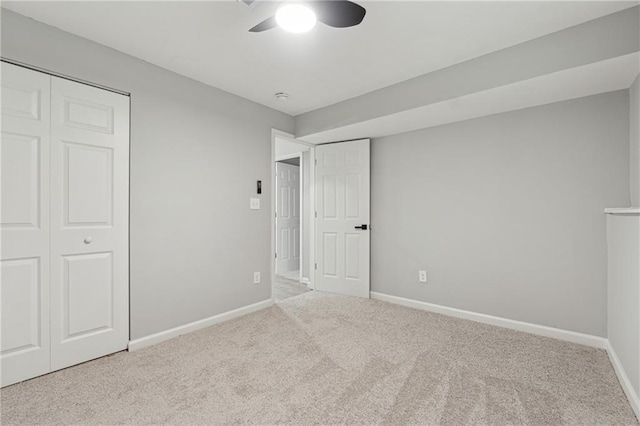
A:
[272,132,314,301]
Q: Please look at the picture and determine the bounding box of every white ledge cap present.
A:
[604,207,640,215]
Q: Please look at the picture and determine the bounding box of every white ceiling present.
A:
[3,1,637,116]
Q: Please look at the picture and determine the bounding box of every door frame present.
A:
[271,129,316,301]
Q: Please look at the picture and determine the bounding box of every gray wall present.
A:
[607,214,640,396]
[1,9,294,339]
[371,92,630,337]
[631,75,640,206]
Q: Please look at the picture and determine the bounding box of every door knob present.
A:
[354,225,368,230]
[84,237,93,244]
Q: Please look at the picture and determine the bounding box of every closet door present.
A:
[50,77,129,370]
[1,63,52,387]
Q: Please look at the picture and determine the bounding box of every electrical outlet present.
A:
[250,198,260,210]
[253,272,261,284]
[419,270,427,283]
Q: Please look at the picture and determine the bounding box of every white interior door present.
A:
[276,161,300,275]
[1,63,52,387]
[49,76,129,370]
[315,139,370,298]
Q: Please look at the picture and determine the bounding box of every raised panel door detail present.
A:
[315,139,370,298]
[1,85,41,121]
[345,234,360,280]
[323,233,338,277]
[1,134,40,228]
[51,76,129,372]
[63,97,114,134]
[1,258,41,355]
[1,63,51,388]
[276,161,300,274]
[293,227,300,259]
[345,150,360,166]
[323,175,337,219]
[64,142,113,227]
[281,228,290,260]
[345,174,360,219]
[281,186,290,219]
[323,152,336,168]
[292,187,299,218]
[63,252,113,340]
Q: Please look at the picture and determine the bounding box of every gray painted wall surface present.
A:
[371,92,630,337]
[1,9,294,339]
[296,6,639,138]
[631,75,640,206]
[607,214,640,395]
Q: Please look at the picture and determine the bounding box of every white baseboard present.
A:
[606,341,640,421]
[370,292,607,349]
[128,299,274,352]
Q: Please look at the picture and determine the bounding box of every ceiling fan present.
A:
[248,0,366,33]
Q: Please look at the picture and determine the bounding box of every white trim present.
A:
[272,128,316,147]
[604,207,640,215]
[275,153,302,162]
[309,147,316,290]
[606,340,640,421]
[1,57,130,96]
[370,292,607,349]
[128,299,273,351]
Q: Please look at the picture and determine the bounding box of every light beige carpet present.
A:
[1,291,637,425]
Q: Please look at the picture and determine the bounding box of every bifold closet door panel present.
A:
[50,76,130,370]
[0,63,52,387]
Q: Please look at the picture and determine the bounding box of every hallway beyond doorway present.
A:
[274,272,311,301]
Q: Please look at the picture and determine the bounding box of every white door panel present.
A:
[1,64,129,386]
[50,77,129,371]
[1,63,51,387]
[316,139,370,298]
[276,162,300,275]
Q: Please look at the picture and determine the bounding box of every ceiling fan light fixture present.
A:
[275,4,317,33]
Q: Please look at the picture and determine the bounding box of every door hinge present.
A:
[315,263,318,270]
[315,159,317,166]
[275,252,278,259]
[275,212,277,218]
[314,211,317,218]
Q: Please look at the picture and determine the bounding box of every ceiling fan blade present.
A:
[249,16,277,32]
[314,0,366,28]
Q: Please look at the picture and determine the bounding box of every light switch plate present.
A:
[253,272,261,284]
[250,198,260,210]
